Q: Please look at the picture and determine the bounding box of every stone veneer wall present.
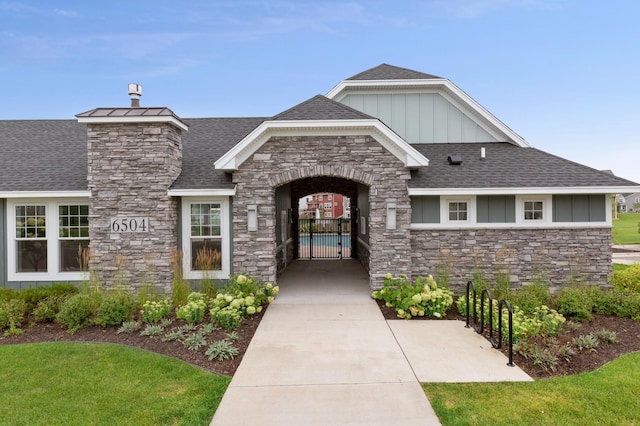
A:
[411,227,612,293]
[232,135,412,288]
[86,122,182,293]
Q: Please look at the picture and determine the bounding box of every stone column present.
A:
[77,109,187,293]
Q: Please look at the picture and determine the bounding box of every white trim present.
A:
[516,195,553,226]
[0,191,90,198]
[213,119,429,171]
[168,188,236,197]
[442,196,475,225]
[180,197,231,280]
[408,186,640,196]
[326,78,529,147]
[77,115,189,131]
[7,198,90,282]
[411,223,612,230]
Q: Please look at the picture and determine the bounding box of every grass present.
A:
[612,213,640,244]
[0,342,231,425]
[423,352,640,426]
[613,263,629,273]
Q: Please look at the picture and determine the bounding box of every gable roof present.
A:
[327,64,529,148]
[347,63,441,80]
[409,142,640,194]
[214,95,430,171]
[272,95,373,121]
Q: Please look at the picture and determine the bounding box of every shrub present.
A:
[611,263,640,293]
[592,289,640,320]
[140,324,165,337]
[0,288,16,302]
[117,320,142,334]
[573,333,600,352]
[372,274,454,319]
[212,308,243,331]
[554,287,594,322]
[209,274,276,330]
[206,339,239,361]
[183,332,207,351]
[95,292,138,327]
[0,299,27,335]
[140,299,173,323]
[509,282,552,316]
[56,294,99,334]
[33,296,69,323]
[176,292,208,324]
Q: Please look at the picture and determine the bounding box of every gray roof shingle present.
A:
[347,64,441,81]
[0,120,88,192]
[409,142,639,189]
[272,95,374,121]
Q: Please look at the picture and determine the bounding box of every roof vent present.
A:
[448,155,463,165]
[128,83,142,108]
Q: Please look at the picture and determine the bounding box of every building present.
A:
[300,193,349,218]
[1,64,638,293]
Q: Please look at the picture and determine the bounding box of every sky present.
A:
[1,0,639,184]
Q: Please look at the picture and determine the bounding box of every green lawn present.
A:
[612,213,640,244]
[423,352,640,426]
[0,342,230,426]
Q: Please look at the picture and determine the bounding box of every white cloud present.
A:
[53,8,78,17]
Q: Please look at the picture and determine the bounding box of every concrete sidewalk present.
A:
[613,244,640,265]
[210,260,530,425]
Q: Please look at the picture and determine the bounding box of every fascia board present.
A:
[214,119,429,170]
[0,191,91,198]
[327,78,529,147]
[77,115,189,131]
[408,186,640,196]
[167,188,236,196]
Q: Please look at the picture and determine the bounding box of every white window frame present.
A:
[324,203,332,209]
[7,198,89,282]
[442,197,475,224]
[181,197,231,280]
[515,195,552,226]
[327,194,333,200]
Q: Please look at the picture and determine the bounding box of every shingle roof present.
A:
[172,117,266,190]
[0,120,88,192]
[347,64,441,81]
[272,95,374,121]
[409,142,639,189]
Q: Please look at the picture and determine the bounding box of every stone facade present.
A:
[410,227,613,293]
[231,135,412,288]
[86,122,182,293]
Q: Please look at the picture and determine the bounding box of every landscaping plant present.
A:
[56,294,99,334]
[140,298,172,323]
[0,299,26,336]
[372,274,454,319]
[176,292,208,324]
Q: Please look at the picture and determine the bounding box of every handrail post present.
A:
[481,289,495,346]
[465,280,477,329]
[498,299,515,367]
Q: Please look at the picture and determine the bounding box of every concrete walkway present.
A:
[211,260,530,425]
[613,244,640,265]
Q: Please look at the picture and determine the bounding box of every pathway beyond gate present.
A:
[211,260,530,426]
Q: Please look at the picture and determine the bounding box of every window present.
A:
[58,205,89,271]
[324,203,332,209]
[448,202,468,221]
[190,203,222,271]
[15,205,47,273]
[524,201,544,221]
[8,199,89,281]
[328,194,333,200]
[318,195,323,200]
[181,198,230,279]
[324,212,332,217]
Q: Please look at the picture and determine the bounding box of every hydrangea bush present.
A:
[209,274,279,330]
[372,274,454,319]
[176,292,208,324]
[140,299,173,323]
[456,296,565,343]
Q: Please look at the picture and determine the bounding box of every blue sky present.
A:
[1,0,639,184]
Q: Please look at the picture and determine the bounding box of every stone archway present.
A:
[231,135,413,289]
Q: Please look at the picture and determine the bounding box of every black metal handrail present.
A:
[464,280,514,367]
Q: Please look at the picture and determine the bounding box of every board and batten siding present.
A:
[340,93,497,144]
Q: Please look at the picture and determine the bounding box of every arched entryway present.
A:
[275,175,370,277]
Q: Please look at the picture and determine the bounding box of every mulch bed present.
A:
[3,301,639,380]
[0,307,267,377]
[376,299,640,379]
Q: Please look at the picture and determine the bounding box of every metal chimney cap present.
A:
[128,83,142,97]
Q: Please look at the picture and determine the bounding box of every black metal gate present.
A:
[298,218,351,259]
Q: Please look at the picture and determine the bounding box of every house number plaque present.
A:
[110,217,149,233]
